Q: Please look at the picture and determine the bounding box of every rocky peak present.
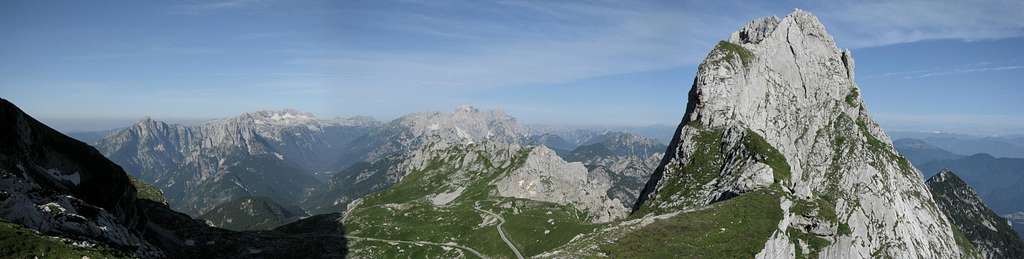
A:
[894,138,938,149]
[928,169,964,185]
[333,115,381,127]
[453,105,481,114]
[927,169,1024,259]
[235,109,318,126]
[395,106,526,145]
[634,10,969,258]
[728,16,780,44]
[493,145,628,223]
[131,117,173,132]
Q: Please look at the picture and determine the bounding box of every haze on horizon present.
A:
[1,0,1022,135]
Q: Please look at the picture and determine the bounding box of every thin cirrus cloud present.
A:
[862,63,1024,80]
[290,1,746,92]
[272,0,1024,92]
[810,0,1024,48]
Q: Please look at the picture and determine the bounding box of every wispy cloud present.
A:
[171,0,268,14]
[289,1,746,91]
[807,0,1024,48]
[278,1,1024,92]
[863,62,1024,79]
[66,46,224,61]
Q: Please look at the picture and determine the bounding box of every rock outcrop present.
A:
[927,169,1024,259]
[494,145,628,222]
[0,99,162,257]
[629,9,970,258]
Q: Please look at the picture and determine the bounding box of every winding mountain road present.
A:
[474,207,525,259]
[347,235,487,259]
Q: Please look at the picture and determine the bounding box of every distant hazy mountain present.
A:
[1006,212,1024,240]
[527,124,675,146]
[894,138,965,168]
[94,110,379,216]
[927,170,1024,258]
[66,128,120,144]
[918,154,1024,215]
[890,131,1024,158]
[526,133,577,152]
[896,139,1024,239]
[561,132,665,207]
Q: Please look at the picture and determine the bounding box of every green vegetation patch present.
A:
[952,226,980,258]
[345,145,598,258]
[845,88,860,107]
[0,220,131,258]
[129,175,167,204]
[788,227,831,259]
[741,129,792,184]
[636,128,725,215]
[790,197,838,226]
[602,188,784,258]
[713,41,754,67]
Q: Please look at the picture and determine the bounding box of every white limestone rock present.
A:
[493,146,628,223]
[635,9,970,258]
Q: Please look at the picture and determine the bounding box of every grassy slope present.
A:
[601,188,783,258]
[344,145,601,258]
[0,220,130,259]
[129,175,167,204]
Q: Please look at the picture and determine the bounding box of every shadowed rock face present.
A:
[0,98,161,256]
[927,170,1024,259]
[0,98,348,258]
[632,9,969,258]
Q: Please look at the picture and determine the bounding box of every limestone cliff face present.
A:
[494,145,628,223]
[96,111,376,215]
[635,10,970,258]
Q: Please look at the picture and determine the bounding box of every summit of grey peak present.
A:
[928,168,968,186]
[627,9,971,259]
[726,9,832,46]
[130,117,175,131]
[241,109,316,120]
[728,16,780,44]
[454,105,480,114]
[330,115,380,127]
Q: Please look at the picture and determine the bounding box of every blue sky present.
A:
[1,0,1022,134]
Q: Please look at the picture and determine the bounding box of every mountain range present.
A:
[2,9,1022,259]
[895,137,1024,239]
[890,131,1024,159]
